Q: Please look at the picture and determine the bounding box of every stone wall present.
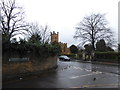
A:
[2,56,57,81]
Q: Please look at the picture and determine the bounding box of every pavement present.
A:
[73,59,119,66]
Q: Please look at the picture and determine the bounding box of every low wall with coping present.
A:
[2,56,58,81]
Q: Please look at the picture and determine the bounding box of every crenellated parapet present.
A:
[51,31,59,44]
[51,31,70,55]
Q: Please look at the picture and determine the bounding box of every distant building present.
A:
[51,31,59,44]
[51,31,70,55]
[59,42,70,55]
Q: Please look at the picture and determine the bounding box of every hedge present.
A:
[2,42,60,63]
[67,53,83,60]
[94,52,120,62]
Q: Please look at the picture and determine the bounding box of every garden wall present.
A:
[2,55,58,81]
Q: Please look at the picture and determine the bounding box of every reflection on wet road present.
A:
[3,59,120,88]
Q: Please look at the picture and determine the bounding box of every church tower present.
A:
[51,31,59,44]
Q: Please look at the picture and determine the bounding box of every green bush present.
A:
[68,53,76,58]
[94,52,119,62]
[68,53,82,59]
[2,41,60,63]
[78,53,83,59]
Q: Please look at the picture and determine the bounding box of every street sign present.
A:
[9,58,29,62]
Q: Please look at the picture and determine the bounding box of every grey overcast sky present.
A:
[17,0,119,47]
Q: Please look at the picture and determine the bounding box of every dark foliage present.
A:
[96,39,114,52]
[118,44,120,52]
[84,44,92,53]
[95,52,119,62]
[69,45,78,54]
[2,39,60,63]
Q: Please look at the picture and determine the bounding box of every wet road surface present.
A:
[3,59,120,88]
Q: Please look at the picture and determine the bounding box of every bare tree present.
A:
[40,25,50,44]
[26,22,41,43]
[27,22,41,37]
[74,13,114,51]
[27,22,50,44]
[0,0,28,41]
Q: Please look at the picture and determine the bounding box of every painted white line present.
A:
[92,71,102,74]
[73,66,91,71]
[72,66,93,72]
[59,66,102,74]
[70,72,101,79]
[73,67,80,69]
[84,69,91,72]
[79,68,83,70]
[70,76,80,79]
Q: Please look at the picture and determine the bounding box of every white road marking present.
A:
[92,71,102,74]
[70,76,80,79]
[59,66,95,73]
[59,66,111,76]
[73,67,83,70]
[70,72,101,79]
[84,69,91,72]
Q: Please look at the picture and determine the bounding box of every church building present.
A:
[51,31,70,55]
